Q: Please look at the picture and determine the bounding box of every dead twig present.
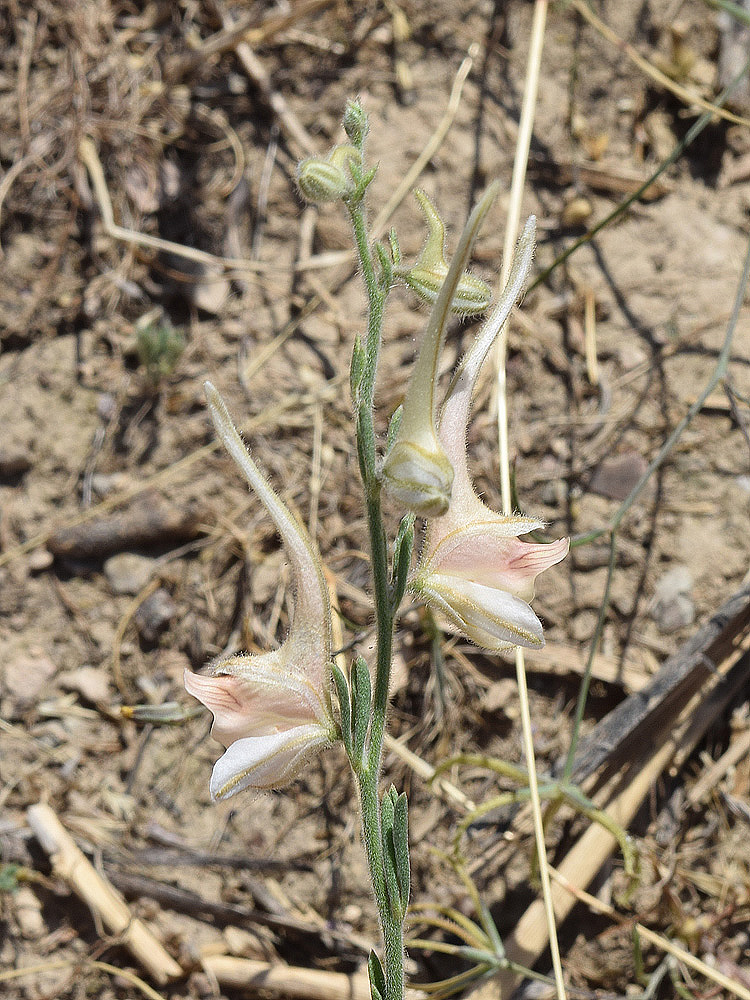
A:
[200,954,373,1000]
[26,804,182,985]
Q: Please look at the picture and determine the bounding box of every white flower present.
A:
[411,218,569,651]
[184,384,335,799]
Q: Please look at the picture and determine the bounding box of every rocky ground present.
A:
[1,2,749,998]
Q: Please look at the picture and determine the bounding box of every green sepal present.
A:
[400,265,492,316]
[331,662,353,759]
[356,402,378,482]
[351,655,372,769]
[388,228,401,268]
[350,335,365,403]
[390,512,415,611]
[392,791,410,911]
[346,163,378,207]
[385,404,403,455]
[374,241,392,290]
[367,950,386,1000]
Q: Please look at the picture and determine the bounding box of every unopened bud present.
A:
[343,99,368,147]
[381,436,454,517]
[397,190,491,315]
[297,144,361,203]
[402,264,492,316]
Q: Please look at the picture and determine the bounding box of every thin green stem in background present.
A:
[563,228,750,776]
[529,60,750,294]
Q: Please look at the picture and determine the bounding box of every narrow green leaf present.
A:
[393,792,410,911]
[367,950,386,1000]
[390,512,415,610]
[385,403,403,455]
[351,656,372,768]
[350,335,365,402]
[331,663,353,758]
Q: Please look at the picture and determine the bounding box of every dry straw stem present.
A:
[26,803,182,985]
[201,955,372,1000]
[171,0,334,86]
[78,137,270,278]
[209,0,319,157]
[0,959,167,1000]
[490,2,566,998]
[470,586,750,998]
[686,723,750,807]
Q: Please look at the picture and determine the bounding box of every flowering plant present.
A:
[185,101,567,1000]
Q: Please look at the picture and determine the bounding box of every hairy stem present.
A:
[347,191,405,1000]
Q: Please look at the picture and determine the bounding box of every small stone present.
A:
[483,679,516,714]
[3,651,56,702]
[58,666,112,704]
[571,609,599,643]
[14,886,46,939]
[90,472,127,498]
[616,342,648,371]
[27,548,54,573]
[104,553,156,595]
[589,451,648,501]
[135,588,176,642]
[650,565,695,633]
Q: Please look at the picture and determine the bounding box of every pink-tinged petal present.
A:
[184,669,258,748]
[210,725,333,800]
[184,663,332,746]
[428,530,569,603]
[416,572,545,651]
[425,514,543,567]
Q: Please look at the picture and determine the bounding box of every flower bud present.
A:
[381,435,454,517]
[397,190,492,316]
[297,144,361,203]
[343,98,368,147]
[382,184,499,515]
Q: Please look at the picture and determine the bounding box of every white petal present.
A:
[209,725,332,800]
[418,573,545,650]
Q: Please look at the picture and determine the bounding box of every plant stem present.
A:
[347,193,405,1000]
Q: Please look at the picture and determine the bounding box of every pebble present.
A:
[650,565,695,633]
[135,588,176,642]
[104,552,156,595]
[14,886,46,939]
[589,451,648,501]
[27,548,54,573]
[3,651,56,702]
[57,666,112,704]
